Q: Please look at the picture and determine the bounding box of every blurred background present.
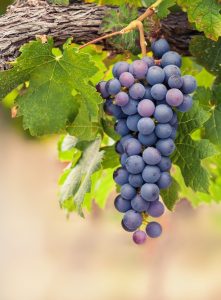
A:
[1,107,221,300]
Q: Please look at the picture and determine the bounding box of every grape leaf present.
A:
[177,0,221,40]
[161,177,180,211]
[143,0,176,18]
[0,38,102,136]
[59,138,104,215]
[101,118,119,141]
[101,145,120,169]
[190,36,221,77]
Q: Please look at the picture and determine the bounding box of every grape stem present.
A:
[79,0,163,56]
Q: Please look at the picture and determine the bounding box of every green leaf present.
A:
[101,118,119,141]
[57,134,80,162]
[59,138,104,215]
[177,0,221,40]
[49,0,69,5]
[0,38,102,136]
[86,0,142,6]
[161,177,180,210]
[143,0,176,18]
[173,102,217,192]
[101,145,120,169]
[190,36,221,77]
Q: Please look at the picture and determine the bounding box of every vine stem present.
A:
[79,0,163,56]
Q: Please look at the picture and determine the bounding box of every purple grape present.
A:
[141,183,160,202]
[125,155,145,174]
[129,60,148,79]
[154,104,173,123]
[120,134,133,149]
[157,156,172,171]
[121,219,134,232]
[146,222,162,238]
[119,72,135,88]
[156,138,175,156]
[126,114,141,131]
[113,62,129,78]
[163,65,181,81]
[106,78,121,95]
[161,51,182,68]
[137,117,155,135]
[138,132,157,147]
[131,195,150,212]
[120,153,128,167]
[129,83,146,100]
[142,147,162,165]
[169,112,178,126]
[115,119,130,136]
[115,141,124,154]
[168,75,183,89]
[151,83,167,101]
[157,172,172,189]
[142,56,155,67]
[124,138,142,156]
[137,99,155,117]
[170,127,177,140]
[113,167,129,185]
[103,99,125,118]
[181,75,197,94]
[155,123,173,139]
[177,94,193,112]
[166,88,184,107]
[144,86,154,100]
[142,165,161,183]
[96,81,109,99]
[121,99,138,115]
[146,66,165,85]
[133,230,147,244]
[128,174,143,188]
[114,195,131,213]
[151,38,170,58]
[147,200,165,217]
[121,184,136,200]
[115,91,129,107]
[123,210,143,231]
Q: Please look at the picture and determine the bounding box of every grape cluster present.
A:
[96,38,197,245]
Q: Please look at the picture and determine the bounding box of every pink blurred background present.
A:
[1,110,221,300]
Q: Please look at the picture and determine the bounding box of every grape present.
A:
[123,210,143,231]
[120,153,128,167]
[157,156,172,171]
[151,83,167,101]
[151,38,170,58]
[131,195,150,212]
[166,88,184,107]
[141,183,160,202]
[103,99,126,118]
[142,165,161,183]
[96,81,109,99]
[163,65,181,81]
[177,94,193,112]
[146,222,162,238]
[121,219,134,232]
[115,141,124,154]
[137,117,155,135]
[114,195,131,213]
[106,78,121,95]
[115,91,129,107]
[115,119,130,136]
[157,172,172,189]
[128,174,143,188]
[113,167,129,185]
[121,99,138,115]
[156,138,175,156]
[147,200,165,218]
[155,123,173,139]
[138,132,157,147]
[144,86,154,100]
[142,147,161,165]
[125,155,145,174]
[119,72,135,88]
[168,75,183,89]
[137,99,155,117]
[154,104,173,123]
[124,138,142,156]
[113,62,129,78]
[146,66,165,85]
[121,134,133,149]
[129,83,146,100]
[126,114,141,131]
[161,51,182,68]
[129,60,148,79]
[142,56,155,67]
[121,184,136,200]
[181,75,197,94]
[169,112,178,126]
[170,127,177,140]
[133,230,147,244]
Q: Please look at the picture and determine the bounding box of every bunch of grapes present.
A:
[96,38,197,245]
